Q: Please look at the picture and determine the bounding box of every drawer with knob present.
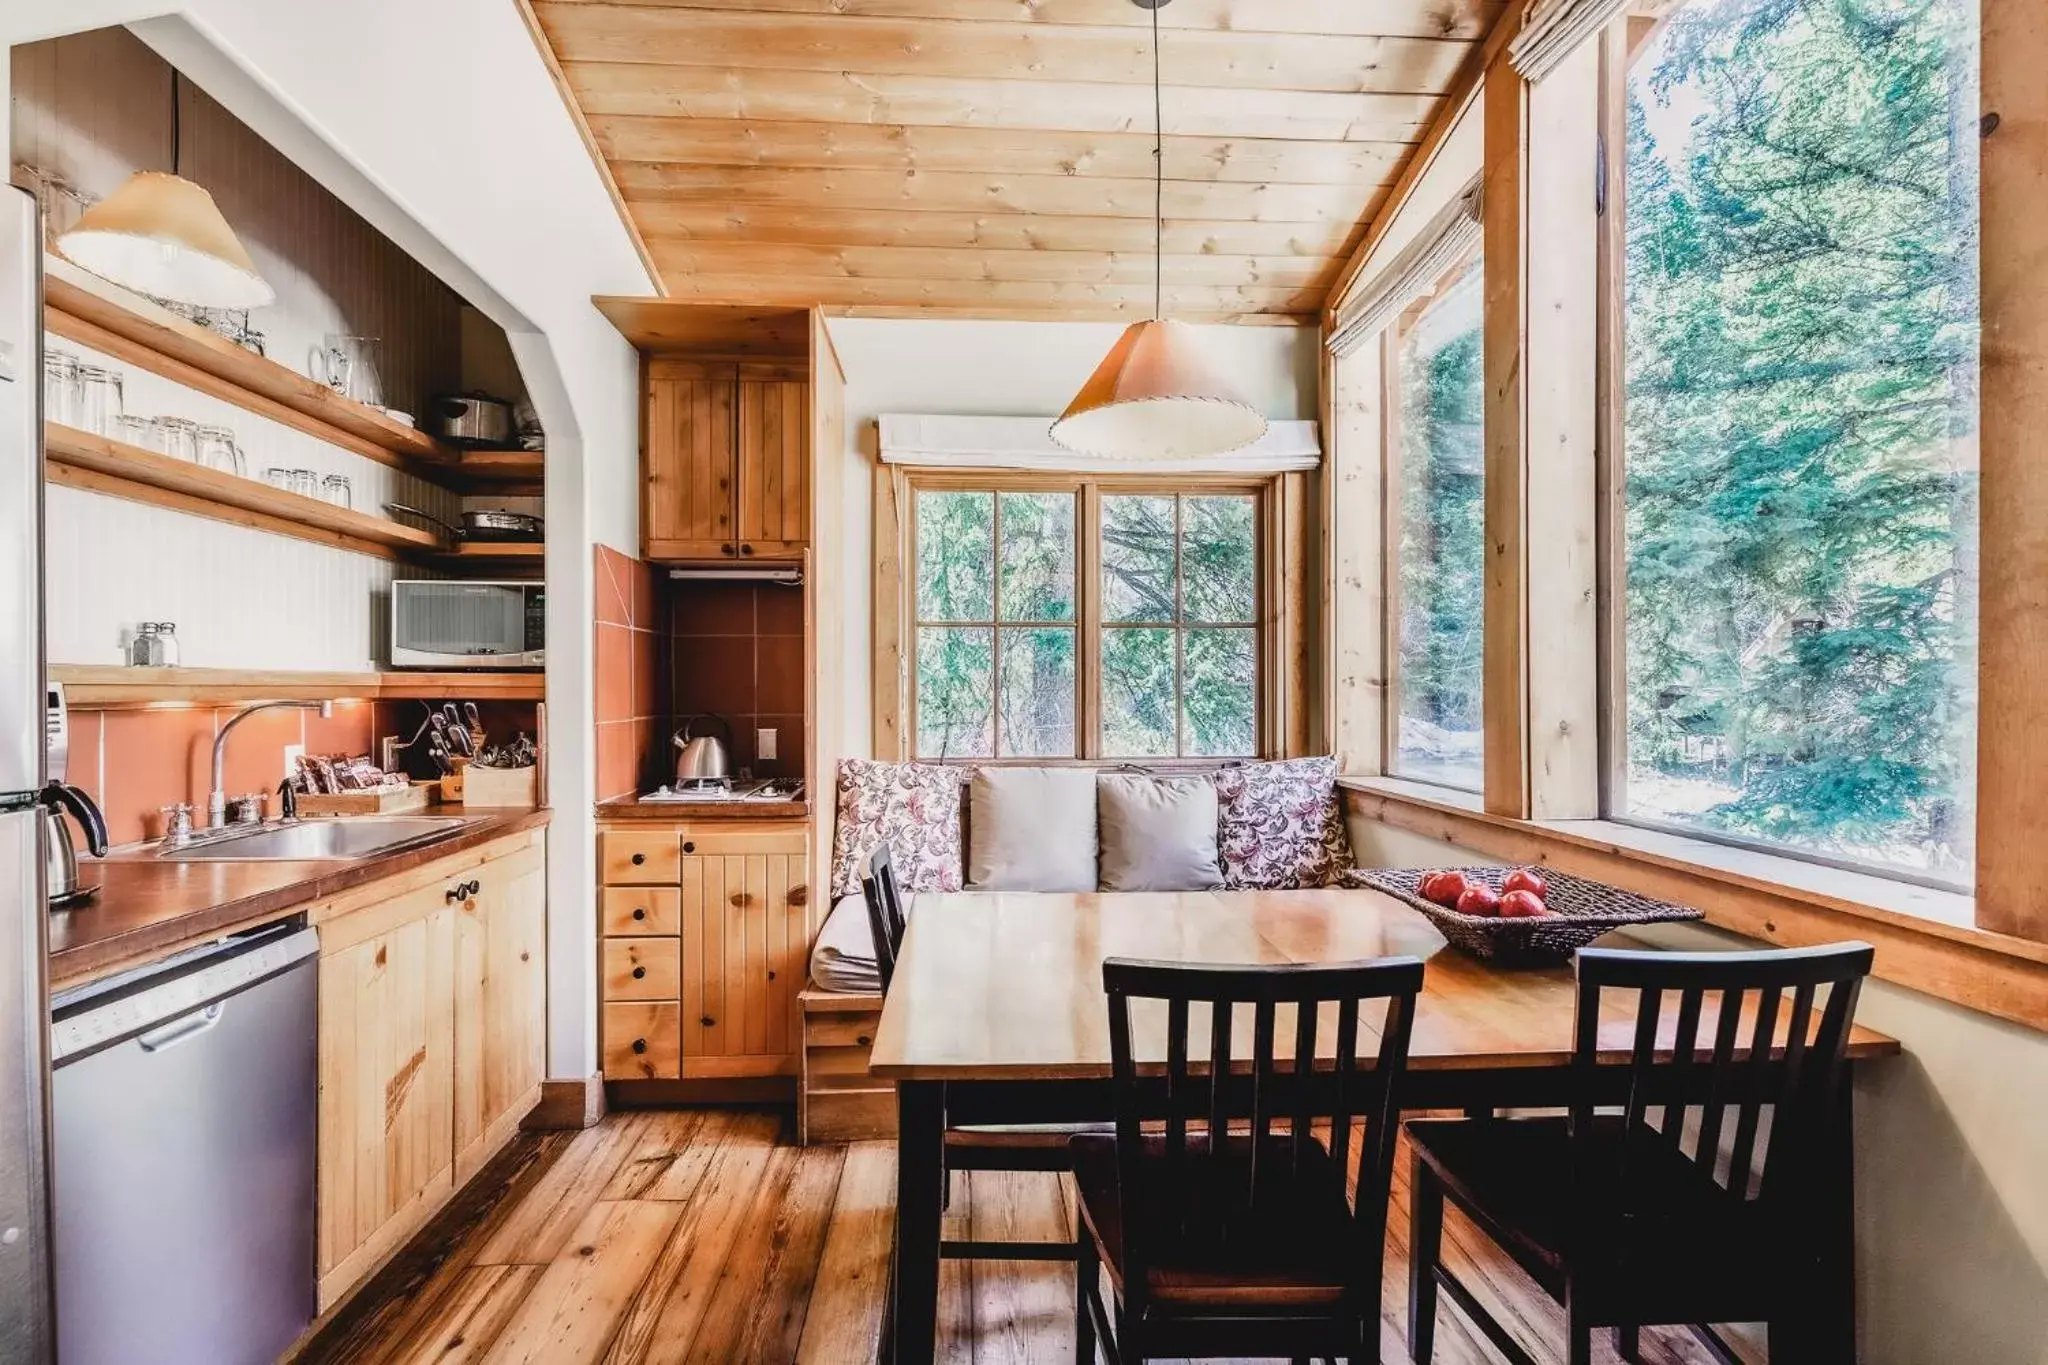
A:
[603,937,681,1001]
[603,1002,681,1080]
[601,886,680,937]
[599,831,680,884]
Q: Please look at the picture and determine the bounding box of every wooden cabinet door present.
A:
[678,829,809,1078]
[645,357,738,560]
[452,843,547,1183]
[735,363,810,560]
[316,906,454,1304]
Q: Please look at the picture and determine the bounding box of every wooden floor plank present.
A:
[480,1200,685,1365]
[380,1264,540,1365]
[310,1109,1747,1365]
[794,1142,897,1365]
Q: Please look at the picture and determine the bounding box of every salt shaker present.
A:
[154,622,181,666]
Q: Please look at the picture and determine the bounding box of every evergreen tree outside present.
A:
[1621,0,1979,878]
[1392,255,1487,790]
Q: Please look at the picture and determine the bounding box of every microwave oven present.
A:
[390,580,545,669]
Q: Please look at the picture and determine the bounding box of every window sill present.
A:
[1337,773,2048,1033]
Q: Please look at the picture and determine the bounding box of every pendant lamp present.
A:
[56,72,274,310]
[1049,0,1266,459]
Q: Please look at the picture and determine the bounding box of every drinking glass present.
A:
[320,475,354,510]
[42,351,80,428]
[263,467,293,490]
[151,417,201,463]
[112,414,155,450]
[195,425,246,478]
[287,469,319,499]
[74,367,123,437]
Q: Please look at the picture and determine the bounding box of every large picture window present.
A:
[1387,249,1486,790]
[910,479,1263,761]
[1616,0,1980,881]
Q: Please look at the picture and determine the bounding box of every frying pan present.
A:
[385,503,543,544]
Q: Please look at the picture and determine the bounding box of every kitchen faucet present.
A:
[210,699,333,828]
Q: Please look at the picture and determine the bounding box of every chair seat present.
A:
[1405,1116,1788,1308]
[1071,1131,1361,1311]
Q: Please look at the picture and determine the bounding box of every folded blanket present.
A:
[809,894,882,994]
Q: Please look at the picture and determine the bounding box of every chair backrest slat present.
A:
[1100,956,1424,1317]
[862,844,907,994]
[1572,943,1873,1218]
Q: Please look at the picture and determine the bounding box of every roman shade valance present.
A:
[1325,174,1483,358]
[877,413,1321,473]
[1508,0,1633,81]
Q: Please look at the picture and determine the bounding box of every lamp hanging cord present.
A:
[170,68,182,176]
[1152,0,1163,321]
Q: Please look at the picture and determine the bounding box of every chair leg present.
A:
[1075,1232,1098,1365]
[1408,1152,1444,1365]
[1566,1295,1593,1365]
[1616,1324,1640,1361]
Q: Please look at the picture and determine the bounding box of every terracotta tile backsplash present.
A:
[595,545,662,801]
[667,580,807,783]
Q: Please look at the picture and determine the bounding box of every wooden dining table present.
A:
[867,887,1899,1365]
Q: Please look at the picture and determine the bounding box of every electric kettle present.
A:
[672,715,734,788]
[41,781,108,907]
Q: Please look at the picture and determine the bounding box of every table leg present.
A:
[891,1080,945,1365]
[1771,1078,1857,1363]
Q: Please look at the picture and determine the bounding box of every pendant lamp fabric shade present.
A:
[56,171,275,309]
[1049,319,1269,459]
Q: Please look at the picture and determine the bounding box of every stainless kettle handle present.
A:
[676,713,734,745]
[42,782,108,858]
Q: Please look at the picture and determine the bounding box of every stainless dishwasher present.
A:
[49,922,319,1365]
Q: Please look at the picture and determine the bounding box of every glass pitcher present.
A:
[309,335,383,406]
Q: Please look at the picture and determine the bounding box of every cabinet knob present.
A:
[700,1015,716,1028]
[631,852,647,866]
[856,1035,872,1048]
[683,841,696,854]
[631,1038,648,1055]
[721,544,736,557]
[766,969,776,981]
[632,907,647,921]
[740,543,755,556]
[632,966,647,980]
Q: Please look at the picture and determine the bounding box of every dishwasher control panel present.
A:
[51,926,319,1064]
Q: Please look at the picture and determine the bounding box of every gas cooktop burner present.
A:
[637,779,802,804]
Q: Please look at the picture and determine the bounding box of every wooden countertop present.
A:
[49,807,552,990]
[597,795,810,821]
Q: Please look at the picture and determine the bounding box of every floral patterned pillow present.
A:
[829,759,965,899]
[1213,756,1354,890]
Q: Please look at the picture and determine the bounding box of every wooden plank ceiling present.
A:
[527,0,1503,321]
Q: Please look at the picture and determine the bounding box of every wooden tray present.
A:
[297,783,431,817]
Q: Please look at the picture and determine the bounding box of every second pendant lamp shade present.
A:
[57,171,275,310]
[1049,319,1268,459]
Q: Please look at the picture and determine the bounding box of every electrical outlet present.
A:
[757,727,778,762]
[283,743,305,783]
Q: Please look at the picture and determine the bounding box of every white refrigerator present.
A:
[0,184,57,1359]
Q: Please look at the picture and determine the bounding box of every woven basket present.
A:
[1346,866,1704,966]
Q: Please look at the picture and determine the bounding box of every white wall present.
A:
[1,0,652,1081]
[827,315,1322,759]
[1347,808,2048,1365]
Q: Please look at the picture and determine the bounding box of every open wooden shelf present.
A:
[430,541,546,565]
[51,664,544,708]
[450,448,545,491]
[45,422,452,561]
[40,255,514,490]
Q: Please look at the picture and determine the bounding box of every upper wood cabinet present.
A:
[644,357,809,562]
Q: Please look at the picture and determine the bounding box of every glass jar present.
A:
[194,425,246,478]
[74,366,123,437]
[151,417,201,463]
[43,351,80,429]
[320,475,353,510]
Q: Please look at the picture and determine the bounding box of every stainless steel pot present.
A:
[673,715,733,787]
[385,504,543,544]
[431,392,514,446]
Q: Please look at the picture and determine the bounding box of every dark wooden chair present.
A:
[861,842,1085,1265]
[1405,941,1874,1365]
[1073,954,1426,1364]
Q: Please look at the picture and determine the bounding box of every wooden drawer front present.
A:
[601,831,680,884]
[603,938,681,1001]
[601,887,680,937]
[603,1002,681,1080]
[805,1010,880,1050]
[677,825,807,857]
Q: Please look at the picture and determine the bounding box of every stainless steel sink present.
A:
[158,817,469,862]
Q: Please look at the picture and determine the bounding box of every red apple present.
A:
[1499,889,1548,919]
[1502,867,1549,899]
[1421,871,1470,907]
[1456,884,1502,917]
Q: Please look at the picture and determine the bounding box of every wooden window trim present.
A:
[874,467,1285,765]
[1339,774,2048,1035]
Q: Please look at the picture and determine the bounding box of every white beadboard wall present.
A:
[15,25,490,672]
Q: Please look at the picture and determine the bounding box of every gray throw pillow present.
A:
[967,767,1099,892]
[1097,773,1222,892]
